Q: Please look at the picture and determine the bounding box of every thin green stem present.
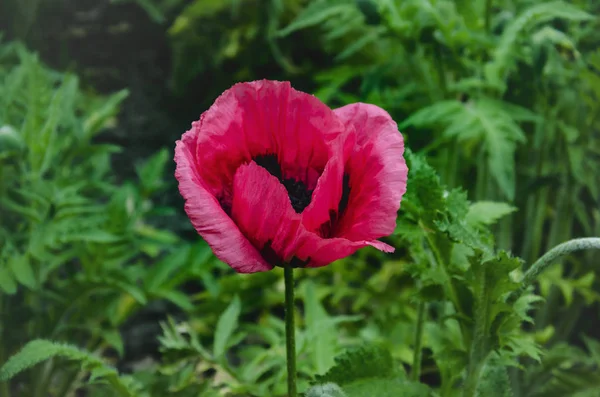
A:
[284,265,297,397]
[424,232,462,315]
[484,0,492,32]
[0,295,9,397]
[56,370,80,397]
[411,302,426,381]
[508,238,600,305]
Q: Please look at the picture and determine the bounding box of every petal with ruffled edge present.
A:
[194,80,347,200]
[333,103,408,243]
[297,234,394,268]
[301,131,355,233]
[174,130,272,273]
[230,161,303,265]
[228,160,392,269]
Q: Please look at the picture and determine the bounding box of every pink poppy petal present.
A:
[301,131,356,233]
[333,103,408,242]
[195,80,347,196]
[174,131,272,273]
[231,161,303,265]
[294,234,395,268]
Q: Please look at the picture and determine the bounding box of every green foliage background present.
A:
[0,0,599,396]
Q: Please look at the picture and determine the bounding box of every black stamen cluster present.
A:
[254,154,313,213]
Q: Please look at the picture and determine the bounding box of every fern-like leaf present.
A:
[485,1,593,91]
[0,339,140,396]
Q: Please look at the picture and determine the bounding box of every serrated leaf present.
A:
[512,294,544,323]
[475,354,514,397]
[314,344,401,386]
[467,202,517,226]
[0,340,138,396]
[336,27,384,60]
[306,383,348,397]
[213,295,241,359]
[402,150,445,217]
[278,1,356,37]
[485,1,593,91]
[404,98,528,200]
[343,378,430,397]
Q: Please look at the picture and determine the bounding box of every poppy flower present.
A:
[175,80,408,273]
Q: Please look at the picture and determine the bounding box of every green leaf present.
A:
[403,98,528,200]
[154,289,194,311]
[102,330,125,357]
[306,383,348,397]
[335,27,384,60]
[523,342,600,397]
[0,263,17,295]
[213,295,241,359]
[112,280,147,305]
[111,0,166,23]
[343,378,430,397]
[314,344,401,386]
[83,89,129,138]
[399,101,463,130]
[485,1,593,91]
[0,125,24,155]
[278,1,357,37]
[8,253,36,289]
[136,148,170,195]
[434,190,491,253]
[402,150,446,218]
[304,280,337,374]
[467,202,517,226]
[71,230,122,243]
[475,354,513,397]
[0,340,139,396]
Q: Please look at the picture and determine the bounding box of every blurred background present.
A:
[0,0,599,396]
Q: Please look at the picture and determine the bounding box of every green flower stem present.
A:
[284,264,297,397]
[484,0,492,32]
[0,297,8,397]
[463,265,491,397]
[424,231,462,316]
[411,301,426,381]
[508,237,600,305]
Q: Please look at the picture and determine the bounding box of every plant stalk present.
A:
[463,264,491,397]
[485,0,493,32]
[411,301,426,381]
[284,265,297,397]
[0,295,9,397]
[425,232,462,316]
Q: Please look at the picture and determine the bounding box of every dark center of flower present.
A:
[318,173,351,238]
[254,154,313,213]
[338,174,351,215]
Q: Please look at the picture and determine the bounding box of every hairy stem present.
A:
[425,232,462,315]
[411,302,426,381]
[508,238,600,304]
[463,263,491,397]
[284,265,297,397]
